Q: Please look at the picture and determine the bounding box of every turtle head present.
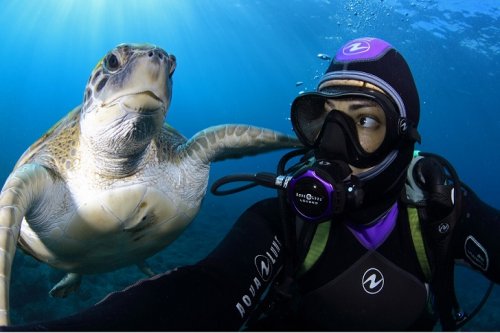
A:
[80,43,176,160]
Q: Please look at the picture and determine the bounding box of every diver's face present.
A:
[324,97,387,174]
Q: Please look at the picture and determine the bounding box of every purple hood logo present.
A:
[336,37,392,62]
[343,41,371,55]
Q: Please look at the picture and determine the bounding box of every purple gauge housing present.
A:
[288,169,336,223]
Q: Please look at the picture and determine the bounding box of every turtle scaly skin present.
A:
[0,44,300,325]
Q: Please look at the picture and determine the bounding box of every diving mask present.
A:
[291,87,419,169]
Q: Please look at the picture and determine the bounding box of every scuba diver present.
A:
[4,37,500,331]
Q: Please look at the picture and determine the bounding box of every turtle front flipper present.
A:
[181,124,302,164]
[0,164,56,325]
[49,273,82,298]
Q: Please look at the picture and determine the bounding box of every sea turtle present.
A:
[0,43,299,324]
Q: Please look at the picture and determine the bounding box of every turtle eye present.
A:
[104,53,121,73]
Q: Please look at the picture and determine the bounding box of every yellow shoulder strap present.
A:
[298,221,331,275]
[407,207,432,282]
[298,208,432,281]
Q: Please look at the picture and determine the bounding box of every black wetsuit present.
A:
[6,184,500,331]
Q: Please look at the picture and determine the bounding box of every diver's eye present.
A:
[358,116,379,129]
[104,53,121,72]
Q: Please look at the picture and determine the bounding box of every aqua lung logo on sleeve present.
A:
[235,236,282,318]
[362,268,384,294]
[254,255,272,282]
[464,235,489,271]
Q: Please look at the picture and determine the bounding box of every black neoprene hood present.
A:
[290,37,422,223]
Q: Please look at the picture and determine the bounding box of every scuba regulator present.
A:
[211,148,365,224]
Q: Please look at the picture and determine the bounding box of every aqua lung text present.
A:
[235,236,282,318]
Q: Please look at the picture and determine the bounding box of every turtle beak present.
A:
[119,91,165,115]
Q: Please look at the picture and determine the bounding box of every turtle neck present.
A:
[346,202,398,250]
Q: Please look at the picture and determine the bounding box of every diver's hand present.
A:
[413,157,454,214]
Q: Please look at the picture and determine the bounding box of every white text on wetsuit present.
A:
[235,235,282,318]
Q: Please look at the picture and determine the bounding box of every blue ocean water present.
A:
[0,0,498,329]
